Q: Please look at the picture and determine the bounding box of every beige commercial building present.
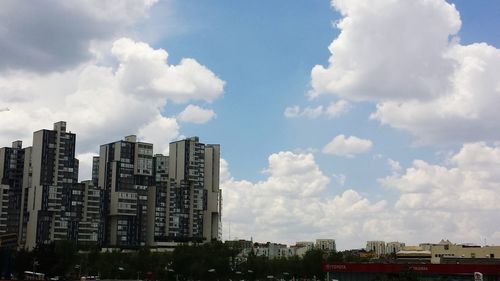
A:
[431,242,500,264]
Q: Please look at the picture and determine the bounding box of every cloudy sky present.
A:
[1,0,499,250]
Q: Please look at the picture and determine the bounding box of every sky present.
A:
[0,0,499,250]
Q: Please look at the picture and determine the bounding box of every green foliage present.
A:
[6,241,354,280]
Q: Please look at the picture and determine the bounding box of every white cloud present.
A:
[378,143,500,243]
[223,144,500,248]
[284,106,300,118]
[310,0,500,143]
[178,104,216,124]
[322,134,373,157]
[0,38,224,179]
[284,105,323,119]
[387,158,401,174]
[284,101,350,119]
[138,115,179,154]
[221,152,387,248]
[325,100,351,118]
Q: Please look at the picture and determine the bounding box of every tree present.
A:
[302,249,325,279]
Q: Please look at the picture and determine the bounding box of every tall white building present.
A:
[366,240,386,256]
[386,241,405,254]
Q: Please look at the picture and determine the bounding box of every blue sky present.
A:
[0,0,499,249]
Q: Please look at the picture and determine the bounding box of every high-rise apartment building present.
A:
[0,141,25,236]
[167,137,221,242]
[76,180,102,245]
[146,154,168,245]
[25,121,80,249]
[97,135,153,247]
[0,123,222,249]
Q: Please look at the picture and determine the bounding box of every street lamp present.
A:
[32,259,39,279]
[75,264,82,279]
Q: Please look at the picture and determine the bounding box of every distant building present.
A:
[316,239,336,251]
[431,242,500,264]
[254,242,287,259]
[386,241,405,254]
[293,241,315,257]
[366,240,386,256]
[225,239,254,251]
[396,246,431,262]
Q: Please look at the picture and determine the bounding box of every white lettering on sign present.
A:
[410,266,428,271]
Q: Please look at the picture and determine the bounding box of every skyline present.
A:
[0,0,499,250]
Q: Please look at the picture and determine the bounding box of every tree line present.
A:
[0,241,377,280]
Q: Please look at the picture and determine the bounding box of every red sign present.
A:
[322,263,500,275]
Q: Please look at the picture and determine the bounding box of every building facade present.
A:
[316,239,336,251]
[0,122,221,250]
[146,154,169,246]
[386,241,405,254]
[0,141,25,236]
[431,243,500,264]
[25,121,80,249]
[97,135,154,247]
[76,180,102,245]
[366,241,386,256]
[167,137,221,242]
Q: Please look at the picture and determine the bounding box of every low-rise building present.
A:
[431,243,500,264]
[366,241,386,256]
[316,239,336,251]
[396,246,431,262]
[386,241,405,254]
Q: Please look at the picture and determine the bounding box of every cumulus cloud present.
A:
[310,0,500,143]
[178,104,216,124]
[0,38,224,179]
[221,151,387,248]
[0,0,157,72]
[379,143,500,243]
[323,134,373,157]
[223,145,500,248]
